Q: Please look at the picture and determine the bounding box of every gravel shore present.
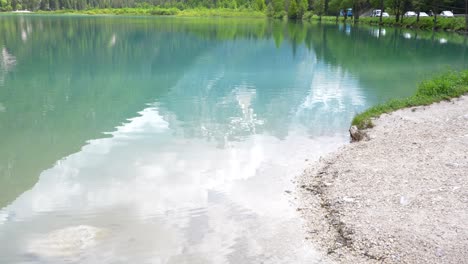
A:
[298,96,468,264]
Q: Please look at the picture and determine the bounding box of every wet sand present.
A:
[299,96,468,263]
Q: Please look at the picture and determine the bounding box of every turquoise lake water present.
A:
[0,15,467,263]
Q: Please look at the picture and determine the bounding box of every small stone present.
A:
[445,162,459,168]
[349,126,369,142]
[400,196,409,206]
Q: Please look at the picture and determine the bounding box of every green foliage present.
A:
[266,2,275,16]
[288,0,298,18]
[219,0,237,9]
[0,0,12,11]
[35,7,265,17]
[352,71,468,129]
[312,0,324,16]
[296,0,307,18]
[328,0,341,15]
[254,0,265,11]
[302,10,313,20]
[0,0,259,11]
[266,0,286,19]
[274,10,287,18]
[150,7,180,15]
[273,0,285,13]
[307,14,345,21]
[178,8,265,17]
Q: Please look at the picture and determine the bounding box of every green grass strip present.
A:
[352,70,468,129]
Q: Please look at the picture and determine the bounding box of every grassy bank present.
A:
[307,15,468,31]
[352,70,468,129]
[178,8,264,17]
[34,7,265,18]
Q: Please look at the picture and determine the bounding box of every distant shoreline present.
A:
[4,10,468,33]
[306,16,468,33]
[2,8,266,18]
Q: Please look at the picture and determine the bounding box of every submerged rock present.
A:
[27,225,107,259]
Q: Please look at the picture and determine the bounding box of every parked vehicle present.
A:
[371,9,381,17]
[404,11,417,17]
[440,11,454,17]
[339,8,353,18]
[371,10,389,17]
[419,12,429,17]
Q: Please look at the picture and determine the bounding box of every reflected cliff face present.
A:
[0,15,467,263]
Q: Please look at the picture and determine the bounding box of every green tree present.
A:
[385,0,403,21]
[254,0,265,10]
[297,0,307,18]
[288,0,298,18]
[0,0,13,11]
[49,0,58,9]
[273,0,285,12]
[328,0,342,15]
[266,1,275,15]
[39,0,48,10]
[313,0,325,18]
[351,0,368,22]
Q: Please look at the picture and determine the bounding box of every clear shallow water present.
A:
[0,15,467,263]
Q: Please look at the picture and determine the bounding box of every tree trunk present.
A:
[465,0,468,31]
[353,1,359,24]
[325,0,328,15]
[379,0,383,24]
